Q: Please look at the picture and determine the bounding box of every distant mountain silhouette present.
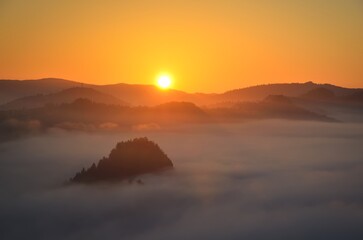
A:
[0,78,84,104]
[71,137,173,183]
[208,94,335,122]
[0,78,210,106]
[294,88,363,106]
[259,95,334,121]
[56,99,209,124]
[0,99,210,134]
[301,87,336,100]
[263,94,293,104]
[1,78,361,106]
[342,91,363,103]
[0,96,341,142]
[154,101,207,116]
[222,82,361,102]
[1,78,362,135]
[0,87,127,110]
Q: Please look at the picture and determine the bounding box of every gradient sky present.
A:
[0,0,362,92]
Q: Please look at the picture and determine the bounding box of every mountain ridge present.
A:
[1,78,362,106]
[0,87,127,110]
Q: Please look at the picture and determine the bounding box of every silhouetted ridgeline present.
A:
[0,87,127,110]
[1,78,362,106]
[222,81,362,101]
[71,138,173,183]
[206,95,336,122]
[2,80,363,142]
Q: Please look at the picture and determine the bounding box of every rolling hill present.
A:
[0,78,85,104]
[1,78,362,107]
[0,87,127,110]
[221,81,362,102]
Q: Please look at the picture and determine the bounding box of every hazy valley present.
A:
[1,78,362,142]
[0,79,362,239]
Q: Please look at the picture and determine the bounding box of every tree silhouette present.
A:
[71,137,173,183]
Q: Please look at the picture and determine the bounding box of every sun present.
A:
[156,74,172,89]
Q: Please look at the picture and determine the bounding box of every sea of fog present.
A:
[0,120,363,240]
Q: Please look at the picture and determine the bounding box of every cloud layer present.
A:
[0,121,362,240]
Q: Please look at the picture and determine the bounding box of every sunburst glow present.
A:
[156,74,172,89]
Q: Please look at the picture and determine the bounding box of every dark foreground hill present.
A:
[71,138,173,183]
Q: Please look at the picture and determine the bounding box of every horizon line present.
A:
[0,77,362,94]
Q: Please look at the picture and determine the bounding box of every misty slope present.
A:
[290,88,363,122]
[222,81,362,102]
[207,95,335,122]
[0,99,213,141]
[1,97,330,131]
[1,78,362,106]
[0,78,86,104]
[301,87,337,101]
[343,91,363,103]
[299,87,363,105]
[0,97,338,142]
[0,87,127,110]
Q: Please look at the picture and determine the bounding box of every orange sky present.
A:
[0,0,362,92]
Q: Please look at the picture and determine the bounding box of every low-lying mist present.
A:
[0,120,362,240]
